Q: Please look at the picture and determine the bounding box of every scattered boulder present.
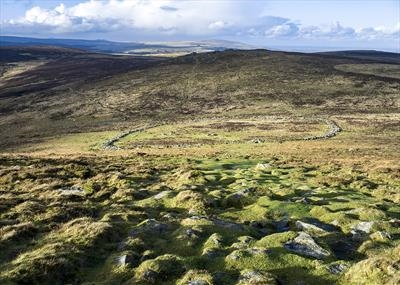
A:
[250,138,265,144]
[202,247,224,258]
[153,190,174,200]
[284,232,330,259]
[351,221,374,239]
[131,219,169,236]
[58,185,85,196]
[212,218,245,231]
[185,228,202,239]
[237,269,278,285]
[295,220,328,235]
[115,251,140,267]
[255,163,272,170]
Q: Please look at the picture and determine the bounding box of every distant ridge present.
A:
[317,50,400,64]
[0,36,254,56]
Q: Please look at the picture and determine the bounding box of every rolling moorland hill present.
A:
[0,36,254,56]
[0,45,399,285]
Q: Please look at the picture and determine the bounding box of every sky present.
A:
[0,0,399,52]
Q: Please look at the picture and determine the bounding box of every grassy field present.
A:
[0,47,399,285]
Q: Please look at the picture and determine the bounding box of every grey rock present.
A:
[115,252,140,267]
[153,190,173,200]
[237,269,277,284]
[327,263,348,274]
[202,247,223,258]
[188,280,209,285]
[131,219,169,236]
[255,163,272,170]
[247,247,270,255]
[273,218,289,232]
[142,269,158,282]
[251,138,265,144]
[58,185,85,196]
[303,119,341,140]
[295,220,328,234]
[186,228,201,238]
[389,218,400,226]
[213,218,244,231]
[350,221,374,238]
[284,232,330,259]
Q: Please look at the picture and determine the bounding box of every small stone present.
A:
[153,190,173,200]
[213,218,244,231]
[273,218,289,232]
[115,252,140,267]
[131,219,169,236]
[186,228,201,238]
[248,247,270,255]
[251,138,265,144]
[142,269,158,282]
[58,185,85,196]
[188,280,209,285]
[327,263,348,274]
[284,232,330,259]
[202,247,223,258]
[237,269,278,284]
[255,163,272,170]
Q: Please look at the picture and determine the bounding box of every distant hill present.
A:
[317,50,400,64]
[0,36,254,56]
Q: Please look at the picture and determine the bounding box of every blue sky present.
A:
[1,0,399,51]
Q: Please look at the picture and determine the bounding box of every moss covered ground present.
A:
[0,146,399,284]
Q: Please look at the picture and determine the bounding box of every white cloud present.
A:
[1,0,398,44]
[208,21,231,30]
[265,23,299,38]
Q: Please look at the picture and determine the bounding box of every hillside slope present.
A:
[0,46,399,285]
[0,48,399,149]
